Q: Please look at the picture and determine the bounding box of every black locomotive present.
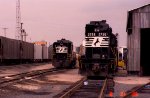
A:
[52,38,76,68]
[79,20,118,76]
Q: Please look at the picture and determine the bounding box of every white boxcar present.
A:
[34,44,42,61]
[42,46,48,60]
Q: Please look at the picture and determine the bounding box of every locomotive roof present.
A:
[89,20,107,25]
[86,20,110,28]
[54,38,73,44]
[85,20,113,33]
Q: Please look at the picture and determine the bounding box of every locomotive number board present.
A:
[86,32,108,37]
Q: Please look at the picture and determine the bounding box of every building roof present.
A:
[129,4,150,12]
[126,4,150,34]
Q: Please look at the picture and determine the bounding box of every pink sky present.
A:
[0,0,150,47]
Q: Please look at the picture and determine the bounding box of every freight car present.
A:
[0,36,20,64]
[21,41,34,63]
[79,20,118,76]
[42,45,49,62]
[52,38,76,68]
[0,36,51,65]
[34,44,43,62]
[34,44,49,62]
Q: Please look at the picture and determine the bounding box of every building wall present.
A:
[127,5,150,72]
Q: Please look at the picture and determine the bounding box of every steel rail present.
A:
[59,77,87,98]
[58,77,108,98]
[123,82,150,98]
[0,68,53,79]
[0,68,65,88]
[98,79,107,98]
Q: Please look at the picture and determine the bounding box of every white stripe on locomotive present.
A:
[84,37,109,47]
[56,46,68,53]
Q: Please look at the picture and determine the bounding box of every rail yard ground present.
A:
[0,64,149,98]
[0,62,53,77]
[0,68,83,98]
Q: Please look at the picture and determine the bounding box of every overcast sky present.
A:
[0,0,149,47]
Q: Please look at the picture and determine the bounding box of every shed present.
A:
[126,4,150,75]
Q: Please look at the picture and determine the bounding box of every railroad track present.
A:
[54,76,114,98]
[0,68,66,88]
[123,82,150,98]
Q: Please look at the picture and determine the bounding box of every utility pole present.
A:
[24,32,28,41]
[23,29,28,42]
[16,0,28,41]
[2,28,8,37]
[20,22,23,41]
[20,23,28,41]
[16,0,21,40]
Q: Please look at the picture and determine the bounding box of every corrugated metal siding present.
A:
[21,41,34,59]
[0,36,20,59]
[34,44,42,60]
[127,5,150,72]
[13,40,20,59]
[42,46,48,59]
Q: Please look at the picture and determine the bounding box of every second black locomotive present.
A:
[52,38,76,68]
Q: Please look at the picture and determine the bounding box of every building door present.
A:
[140,28,150,76]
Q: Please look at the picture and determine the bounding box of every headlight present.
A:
[102,55,105,59]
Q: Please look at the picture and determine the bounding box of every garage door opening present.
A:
[140,28,150,76]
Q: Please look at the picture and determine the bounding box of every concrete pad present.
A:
[114,76,150,97]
